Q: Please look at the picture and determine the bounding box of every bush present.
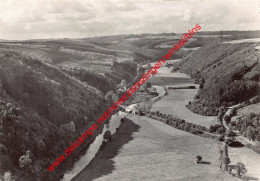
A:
[156,111,160,116]
[250,95,260,104]
[183,123,191,132]
[218,135,225,142]
[216,126,226,134]
[224,115,231,123]
[225,137,234,145]
[138,110,144,116]
[226,130,236,137]
[209,125,217,133]
[163,114,167,119]
[19,150,32,168]
[196,155,202,163]
[253,142,260,154]
[229,108,236,117]
[166,114,172,119]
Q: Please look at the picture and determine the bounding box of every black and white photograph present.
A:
[0,0,260,180]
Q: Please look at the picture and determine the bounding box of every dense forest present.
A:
[177,42,260,116]
[0,49,120,180]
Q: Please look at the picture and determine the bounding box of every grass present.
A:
[73,116,237,181]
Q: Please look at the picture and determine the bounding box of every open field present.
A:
[149,65,215,128]
[73,116,238,181]
[151,89,216,128]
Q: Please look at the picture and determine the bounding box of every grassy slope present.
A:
[73,116,238,181]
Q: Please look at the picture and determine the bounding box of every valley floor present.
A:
[73,115,238,181]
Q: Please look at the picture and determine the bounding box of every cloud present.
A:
[0,0,259,40]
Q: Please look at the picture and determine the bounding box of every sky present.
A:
[0,0,259,40]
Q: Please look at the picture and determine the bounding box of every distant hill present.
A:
[177,42,260,116]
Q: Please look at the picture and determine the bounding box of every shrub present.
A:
[177,123,185,130]
[166,114,172,119]
[138,110,144,116]
[226,130,236,137]
[224,115,231,123]
[225,137,234,145]
[19,150,32,168]
[216,126,226,134]
[250,95,260,104]
[183,123,191,132]
[222,156,231,171]
[229,108,236,117]
[103,130,112,142]
[218,135,225,142]
[209,125,217,133]
[196,155,202,163]
[156,111,160,116]
[253,142,260,154]
[179,119,186,124]
[163,114,167,119]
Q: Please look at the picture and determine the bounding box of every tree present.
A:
[112,94,119,102]
[195,155,202,163]
[209,125,217,133]
[147,63,152,69]
[19,150,32,168]
[218,135,225,142]
[121,79,127,88]
[236,162,247,178]
[4,171,13,181]
[105,91,114,101]
[245,126,255,140]
[216,127,225,134]
[224,115,231,123]
[143,82,152,92]
[222,156,231,171]
[256,135,260,142]
[103,130,112,142]
[226,130,236,137]
[225,137,234,145]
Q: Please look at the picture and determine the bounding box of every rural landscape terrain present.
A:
[0,30,260,181]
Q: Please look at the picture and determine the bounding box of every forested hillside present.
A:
[177,42,260,115]
[0,49,110,180]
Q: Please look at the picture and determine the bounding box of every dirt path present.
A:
[73,115,237,181]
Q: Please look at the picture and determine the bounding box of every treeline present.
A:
[230,111,260,154]
[232,113,260,142]
[0,50,109,180]
[110,61,138,83]
[138,110,218,138]
[60,67,117,94]
[178,42,260,116]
